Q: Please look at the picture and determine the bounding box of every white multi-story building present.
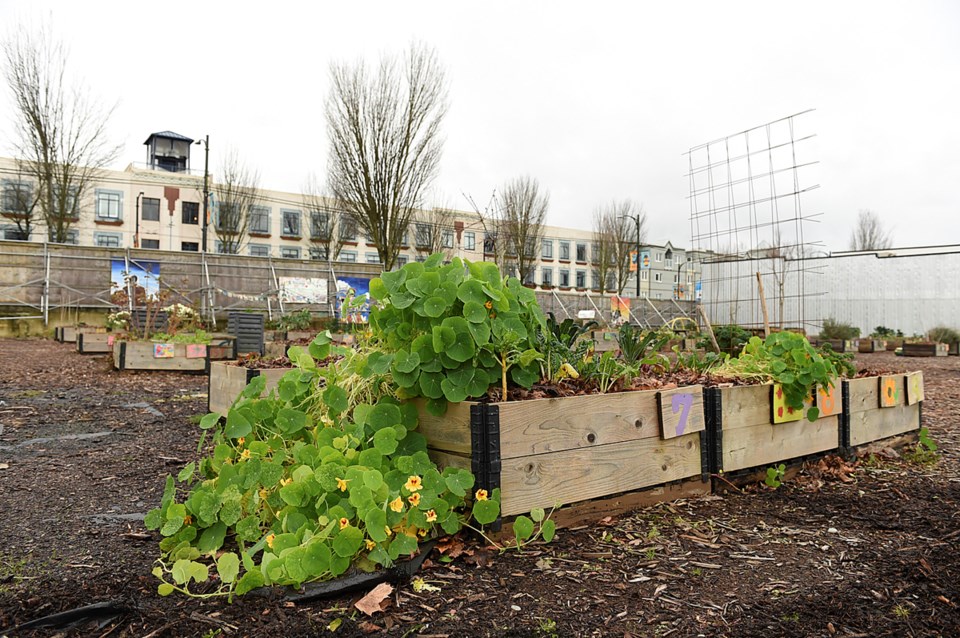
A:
[0,130,701,298]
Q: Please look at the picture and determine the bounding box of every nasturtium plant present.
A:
[368,255,545,412]
[148,329,501,599]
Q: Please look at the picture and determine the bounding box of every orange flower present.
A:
[183,515,193,526]
[475,489,489,501]
[389,496,404,513]
[266,533,276,549]
[240,449,251,460]
[404,476,423,492]
[408,492,421,507]
[365,539,376,551]
[339,517,350,530]
[425,509,437,523]
[236,437,245,446]
[484,301,493,309]
[336,477,350,492]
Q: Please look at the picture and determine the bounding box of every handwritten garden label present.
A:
[658,386,705,440]
[185,344,207,359]
[154,343,175,358]
[905,371,924,405]
[879,375,901,408]
[816,383,838,417]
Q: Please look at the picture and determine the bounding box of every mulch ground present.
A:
[0,340,958,637]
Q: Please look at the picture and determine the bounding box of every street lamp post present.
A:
[134,191,144,248]
[676,261,684,299]
[195,135,210,253]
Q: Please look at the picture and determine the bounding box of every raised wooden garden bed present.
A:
[857,339,886,353]
[417,387,707,517]
[285,330,315,341]
[844,373,923,448]
[55,325,105,343]
[77,332,122,354]
[707,383,841,474]
[112,336,236,372]
[207,360,290,415]
[822,339,855,353]
[901,342,948,357]
[592,329,619,352]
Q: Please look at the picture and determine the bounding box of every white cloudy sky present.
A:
[0,0,957,252]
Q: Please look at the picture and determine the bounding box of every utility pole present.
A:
[197,135,210,252]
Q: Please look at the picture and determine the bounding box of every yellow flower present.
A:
[280,477,292,487]
[365,539,376,551]
[404,476,423,492]
[384,525,393,537]
[558,362,580,380]
[258,488,269,502]
[266,533,276,549]
[484,301,493,309]
[389,496,404,513]
[339,517,350,530]
[425,509,437,523]
[336,477,350,492]
[475,489,489,501]
[418,528,428,538]
[236,437,245,446]
[408,492,421,507]
[240,449,251,460]
[183,515,193,526]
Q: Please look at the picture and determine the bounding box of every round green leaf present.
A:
[513,515,535,542]
[388,533,419,559]
[197,522,227,554]
[463,300,487,323]
[216,552,241,584]
[472,499,500,526]
[224,408,252,440]
[457,279,487,305]
[373,428,398,455]
[364,509,388,542]
[369,403,401,431]
[158,583,175,596]
[541,519,557,543]
[441,378,468,403]
[419,371,444,399]
[381,269,407,294]
[444,470,475,497]
[324,385,348,414]
[333,526,364,558]
[303,540,331,575]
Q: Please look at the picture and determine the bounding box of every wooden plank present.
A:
[849,402,920,447]
[114,341,207,371]
[426,449,471,472]
[495,391,663,459]
[846,376,880,414]
[414,400,474,456]
[719,384,772,429]
[208,362,251,416]
[498,432,702,516]
[658,385,705,439]
[905,371,924,405]
[722,415,839,473]
[851,431,919,456]
[77,332,116,354]
[879,375,905,408]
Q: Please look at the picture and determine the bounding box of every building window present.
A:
[463,231,475,251]
[542,239,553,259]
[576,243,587,262]
[182,201,199,225]
[397,255,409,267]
[216,203,238,232]
[48,229,79,244]
[52,185,78,216]
[249,244,270,258]
[1,180,33,214]
[2,226,28,240]
[181,241,199,252]
[541,268,553,286]
[339,218,357,242]
[141,197,160,222]
[606,272,617,291]
[575,270,586,289]
[483,233,496,254]
[96,189,123,221]
[559,270,570,288]
[654,272,662,282]
[591,243,600,263]
[94,232,121,247]
[655,251,663,262]
[365,252,380,264]
[309,245,329,261]
[559,241,570,261]
[415,223,432,249]
[249,206,270,234]
[281,247,301,259]
[591,270,601,290]
[441,229,454,249]
[310,211,330,238]
[641,270,649,281]
[141,238,160,249]
[281,209,301,237]
[673,274,679,283]
[340,250,357,262]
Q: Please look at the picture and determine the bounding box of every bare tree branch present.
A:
[849,209,892,251]
[325,42,447,271]
[212,151,260,255]
[303,174,344,261]
[592,200,646,294]
[2,21,119,243]
[413,204,456,260]
[479,176,549,283]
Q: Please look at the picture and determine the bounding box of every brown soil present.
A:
[1,342,958,637]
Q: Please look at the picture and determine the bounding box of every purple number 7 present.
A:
[671,393,694,436]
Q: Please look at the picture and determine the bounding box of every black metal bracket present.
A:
[469,403,502,531]
[840,380,852,454]
[704,387,723,475]
[118,340,127,370]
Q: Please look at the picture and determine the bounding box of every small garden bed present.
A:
[113,334,235,372]
[55,324,105,343]
[208,357,292,415]
[77,331,122,354]
[902,342,949,357]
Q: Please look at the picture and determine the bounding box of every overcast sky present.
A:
[1,0,957,252]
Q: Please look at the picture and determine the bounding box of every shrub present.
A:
[819,318,860,340]
[927,326,960,344]
[700,324,750,355]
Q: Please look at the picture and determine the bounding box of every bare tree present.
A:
[303,174,344,261]
[325,42,447,271]
[593,200,645,294]
[212,152,260,255]
[2,23,119,243]
[413,205,457,260]
[0,162,41,239]
[849,209,893,251]
[481,177,549,283]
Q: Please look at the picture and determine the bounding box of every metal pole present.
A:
[201,135,210,253]
[135,192,144,248]
[634,215,641,298]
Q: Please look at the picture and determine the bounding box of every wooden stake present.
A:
[697,304,721,354]
[756,272,770,338]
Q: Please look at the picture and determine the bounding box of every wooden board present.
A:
[498,432,702,516]
[721,415,839,472]
[905,371,924,405]
[113,341,207,372]
[415,400,474,456]
[76,332,116,354]
[879,375,904,408]
[846,376,879,414]
[426,449,471,472]
[719,384,773,429]
[849,402,920,447]
[208,362,290,415]
[658,385,705,439]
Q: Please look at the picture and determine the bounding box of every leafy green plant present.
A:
[279,309,313,332]
[714,332,855,421]
[927,326,960,344]
[819,318,860,340]
[870,326,902,338]
[151,329,212,344]
[545,312,597,349]
[618,324,670,366]
[504,506,557,552]
[905,427,939,465]
[672,348,725,374]
[699,324,750,355]
[368,255,545,413]
[764,463,786,488]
